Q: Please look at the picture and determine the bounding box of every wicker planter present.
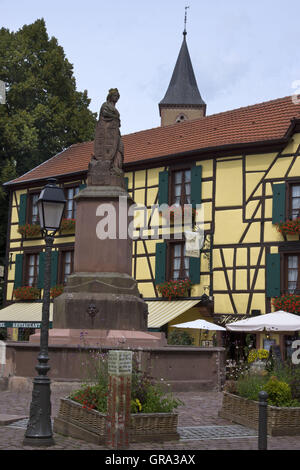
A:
[53,397,179,444]
[219,392,300,436]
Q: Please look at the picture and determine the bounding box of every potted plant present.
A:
[157,278,192,300]
[220,365,300,435]
[53,351,182,443]
[247,348,269,375]
[13,286,40,301]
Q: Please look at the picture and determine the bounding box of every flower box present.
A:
[157,279,192,300]
[219,392,300,436]
[53,397,179,444]
[50,285,64,299]
[272,294,300,314]
[276,218,300,236]
[18,224,41,238]
[60,218,76,233]
[13,286,40,301]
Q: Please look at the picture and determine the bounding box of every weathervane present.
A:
[183,5,190,36]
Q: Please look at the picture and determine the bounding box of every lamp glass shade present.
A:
[38,200,65,231]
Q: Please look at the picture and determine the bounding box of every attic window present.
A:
[175,113,187,123]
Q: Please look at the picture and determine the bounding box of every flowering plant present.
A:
[13,286,40,300]
[50,285,64,299]
[247,349,269,364]
[60,218,76,232]
[70,350,183,413]
[272,294,300,314]
[18,224,41,238]
[157,278,192,300]
[276,218,300,235]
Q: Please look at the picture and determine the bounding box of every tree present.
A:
[0,18,97,259]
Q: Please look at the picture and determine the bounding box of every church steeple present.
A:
[159,15,206,126]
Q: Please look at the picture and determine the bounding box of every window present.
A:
[285,254,300,294]
[60,250,74,285]
[289,184,300,220]
[29,193,39,224]
[170,243,189,280]
[171,169,191,206]
[65,186,80,219]
[25,253,39,287]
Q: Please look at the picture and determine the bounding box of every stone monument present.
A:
[40,89,165,347]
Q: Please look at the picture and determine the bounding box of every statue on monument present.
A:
[88,88,125,186]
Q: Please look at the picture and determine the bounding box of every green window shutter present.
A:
[18,194,27,226]
[50,251,59,287]
[158,171,169,205]
[266,253,281,297]
[124,177,129,192]
[189,256,201,284]
[272,183,286,224]
[155,242,167,285]
[37,252,45,289]
[14,254,23,288]
[191,165,202,209]
[79,184,87,190]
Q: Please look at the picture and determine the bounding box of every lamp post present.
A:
[23,178,66,447]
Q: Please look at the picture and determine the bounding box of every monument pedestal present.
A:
[30,184,166,348]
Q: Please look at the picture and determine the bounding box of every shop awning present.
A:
[0,300,199,330]
[147,300,200,328]
[0,303,53,329]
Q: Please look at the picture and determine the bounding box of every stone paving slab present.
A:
[0,415,27,426]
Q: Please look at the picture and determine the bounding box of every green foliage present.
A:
[167,329,194,346]
[236,374,268,401]
[72,348,183,414]
[234,365,300,407]
[0,18,97,258]
[264,377,296,407]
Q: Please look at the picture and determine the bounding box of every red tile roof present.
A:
[6,95,300,186]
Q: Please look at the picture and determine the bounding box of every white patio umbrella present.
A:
[226,310,300,332]
[173,319,226,331]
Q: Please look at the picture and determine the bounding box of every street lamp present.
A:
[23,178,66,447]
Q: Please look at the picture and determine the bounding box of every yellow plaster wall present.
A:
[214,210,246,244]
[283,133,300,154]
[198,159,213,178]
[147,167,163,187]
[246,153,276,171]
[265,157,293,179]
[215,160,242,207]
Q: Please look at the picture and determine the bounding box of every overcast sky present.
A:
[2,0,300,135]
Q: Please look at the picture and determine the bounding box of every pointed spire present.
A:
[159,25,205,108]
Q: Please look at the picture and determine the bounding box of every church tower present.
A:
[159,19,206,126]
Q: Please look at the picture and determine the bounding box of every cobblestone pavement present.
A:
[1,385,300,450]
